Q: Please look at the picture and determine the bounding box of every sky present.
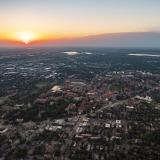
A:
[0,0,160,45]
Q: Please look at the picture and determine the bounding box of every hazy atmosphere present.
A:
[0,0,160,47]
[0,1,160,160]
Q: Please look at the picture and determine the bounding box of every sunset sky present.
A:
[0,0,160,45]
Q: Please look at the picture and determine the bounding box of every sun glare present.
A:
[16,32,35,44]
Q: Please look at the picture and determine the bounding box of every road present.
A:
[96,99,128,113]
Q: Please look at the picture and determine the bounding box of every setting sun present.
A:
[16,32,36,44]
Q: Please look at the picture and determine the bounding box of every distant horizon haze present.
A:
[1,0,160,46]
[1,32,160,48]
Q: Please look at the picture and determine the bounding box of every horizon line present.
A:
[0,31,160,47]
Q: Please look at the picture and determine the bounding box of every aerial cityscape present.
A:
[0,48,160,159]
[0,0,160,160]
